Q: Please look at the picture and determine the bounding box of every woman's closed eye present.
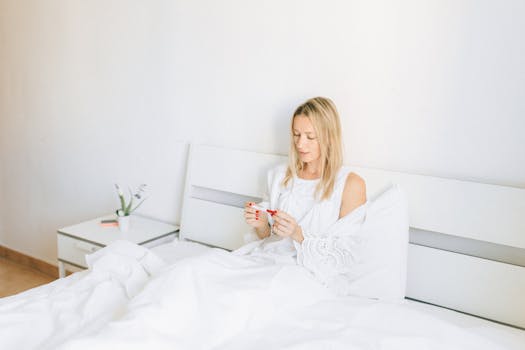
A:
[293,133,316,140]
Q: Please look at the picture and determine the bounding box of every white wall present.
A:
[0,0,524,264]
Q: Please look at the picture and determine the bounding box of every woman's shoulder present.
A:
[344,171,366,191]
[339,167,365,184]
[346,171,365,183]
[336,169,367,217]
[330,167,365,197]
[342,171,366,201]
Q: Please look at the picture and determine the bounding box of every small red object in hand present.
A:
[250,203,277,216]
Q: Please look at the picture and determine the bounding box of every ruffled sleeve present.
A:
[294,204,369,293]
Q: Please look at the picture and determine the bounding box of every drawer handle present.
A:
[74,241,100,253]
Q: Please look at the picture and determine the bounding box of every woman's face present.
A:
[293,115,321,166]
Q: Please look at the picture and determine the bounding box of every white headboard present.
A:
[179,144,525,329]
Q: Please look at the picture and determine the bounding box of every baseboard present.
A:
[0,245,59,278]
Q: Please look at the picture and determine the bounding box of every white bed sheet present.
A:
[151,239,525,350]
[1,239,523,350]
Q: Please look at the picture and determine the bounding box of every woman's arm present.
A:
[255,224,271,239]
[339,172,367,218]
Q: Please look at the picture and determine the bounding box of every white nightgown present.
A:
[234,164,365,274]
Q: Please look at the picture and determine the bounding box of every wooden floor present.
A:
[0,256,56,298]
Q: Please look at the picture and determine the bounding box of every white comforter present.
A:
[0,242,506,350]
[0,241,164,350]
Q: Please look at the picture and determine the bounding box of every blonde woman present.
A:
[46,98,403,349]
[243,97,366,262]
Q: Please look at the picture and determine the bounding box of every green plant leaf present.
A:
[125,188,134,215]
[119,194,126,213]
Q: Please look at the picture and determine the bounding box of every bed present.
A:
[0,144,524,349]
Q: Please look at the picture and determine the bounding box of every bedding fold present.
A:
[56,247,504,350]
[0,240,165,350]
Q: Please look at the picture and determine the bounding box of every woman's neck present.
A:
[300,162,321,179]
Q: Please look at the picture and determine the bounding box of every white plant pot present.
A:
[118,215,130,232]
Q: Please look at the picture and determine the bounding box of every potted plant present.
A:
[114,184,147,231]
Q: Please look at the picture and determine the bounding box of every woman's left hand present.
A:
[272,210,304,243]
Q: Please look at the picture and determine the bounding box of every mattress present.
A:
[151,239,525,349]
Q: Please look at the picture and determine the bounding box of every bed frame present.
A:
[179,144,525,329]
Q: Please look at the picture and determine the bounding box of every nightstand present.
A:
[57,215,179,278]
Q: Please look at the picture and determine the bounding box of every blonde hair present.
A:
[283,97,343,200]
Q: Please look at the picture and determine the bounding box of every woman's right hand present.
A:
[244,202,270,238]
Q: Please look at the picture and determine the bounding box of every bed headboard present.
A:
[179,144,525,329]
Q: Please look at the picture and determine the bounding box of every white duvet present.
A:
[0,241,510,350]
[0,241,164,350]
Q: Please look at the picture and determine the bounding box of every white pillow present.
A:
[341,183,409,300]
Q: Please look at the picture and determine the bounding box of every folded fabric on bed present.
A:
[0,240,166,350]
[297,184,409,300]
[85,240,166,297]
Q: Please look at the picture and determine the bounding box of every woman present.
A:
[242,97,366,265]
[56,98,373,349]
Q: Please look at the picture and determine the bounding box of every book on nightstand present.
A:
[99,219,118,227]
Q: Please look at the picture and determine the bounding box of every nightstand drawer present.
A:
[57,234,103,268]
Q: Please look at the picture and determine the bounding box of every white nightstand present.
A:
[57,215,179,278]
